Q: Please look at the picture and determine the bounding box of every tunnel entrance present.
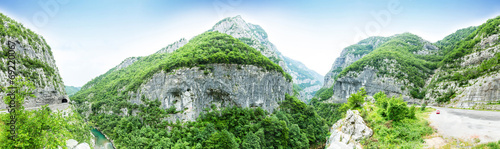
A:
[62,99,68,103]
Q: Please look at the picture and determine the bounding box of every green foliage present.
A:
[435,26,478,55]
[278,94,329,147]
[362,92,433,148]
[337,33,438,91]
[345,36,390,56]
[310,97,343,126]
[420,102,427,111]
[410,88,426,99]
[436,89,456,103]
[292,84,303,96]
[242,132,261,149]
[0,77,91,148]
[373,91,415,122]
[441,16,500,65]
[344,87,366,110]
[204,130,239,149]
[88,93,326,148]
[318,86,333,101]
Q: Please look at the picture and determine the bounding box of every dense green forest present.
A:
[90,94,329,148]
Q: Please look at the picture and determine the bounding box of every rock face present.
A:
[114,57,139,71]
[332,67,405,103]
[156,38,188,54]
[323,36,390,88]
[129,64,292,121]
[209,15,322,102]
[326,110,373,149]
[452,73,500,110]
[0,13,67,110]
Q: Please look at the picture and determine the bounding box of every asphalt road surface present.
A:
[429,107,500,143]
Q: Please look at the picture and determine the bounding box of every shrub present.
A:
[373,92,415,122]
[420,102,427,111]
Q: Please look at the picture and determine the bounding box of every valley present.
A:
[0,1,499,149]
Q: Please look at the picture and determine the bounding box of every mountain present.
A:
[72,31,292,121]
[320,33,441,103]
[65,86,81,97]
[322,36,391,88]
[283,56,323,99]
[208,15,323,102]
[320,16,499,110]
[425,16,500,110]
[0,13,67,109]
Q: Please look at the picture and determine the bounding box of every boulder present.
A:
[326,110,373,149]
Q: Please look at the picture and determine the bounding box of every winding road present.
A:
[428,107,500,144]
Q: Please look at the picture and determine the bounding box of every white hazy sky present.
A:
[1,0,500,86]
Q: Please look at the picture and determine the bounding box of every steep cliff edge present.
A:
[0,13,67,109]
[209,15,322,102]
[134,64,291,121]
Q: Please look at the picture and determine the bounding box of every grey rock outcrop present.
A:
[65,138,93,149]
[451,73,500,110]
[210,15,322,102]
[0,14,67,110]
[129,64,292,121]
[331,67,405,103]
[156,38,188,54]
[114,57,139,71]
[326,110,373,149]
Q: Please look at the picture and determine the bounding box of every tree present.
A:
[345,87,366,110]
[242,132,261,149]
[204,130,239,149]
[288,124,309,149]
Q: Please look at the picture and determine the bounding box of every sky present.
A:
[1,0,500,87]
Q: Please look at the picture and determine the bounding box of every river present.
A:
[90,128,115,149]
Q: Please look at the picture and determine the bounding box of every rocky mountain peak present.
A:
[209,16,323,102]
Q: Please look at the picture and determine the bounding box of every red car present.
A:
[436,110,440,114]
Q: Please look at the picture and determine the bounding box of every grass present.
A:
[361,102,435,148]
[474,140,500,149]
[440,138,500,149]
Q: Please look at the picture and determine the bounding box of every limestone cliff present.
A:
[130,64,292,121]
[0,13,67,109]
